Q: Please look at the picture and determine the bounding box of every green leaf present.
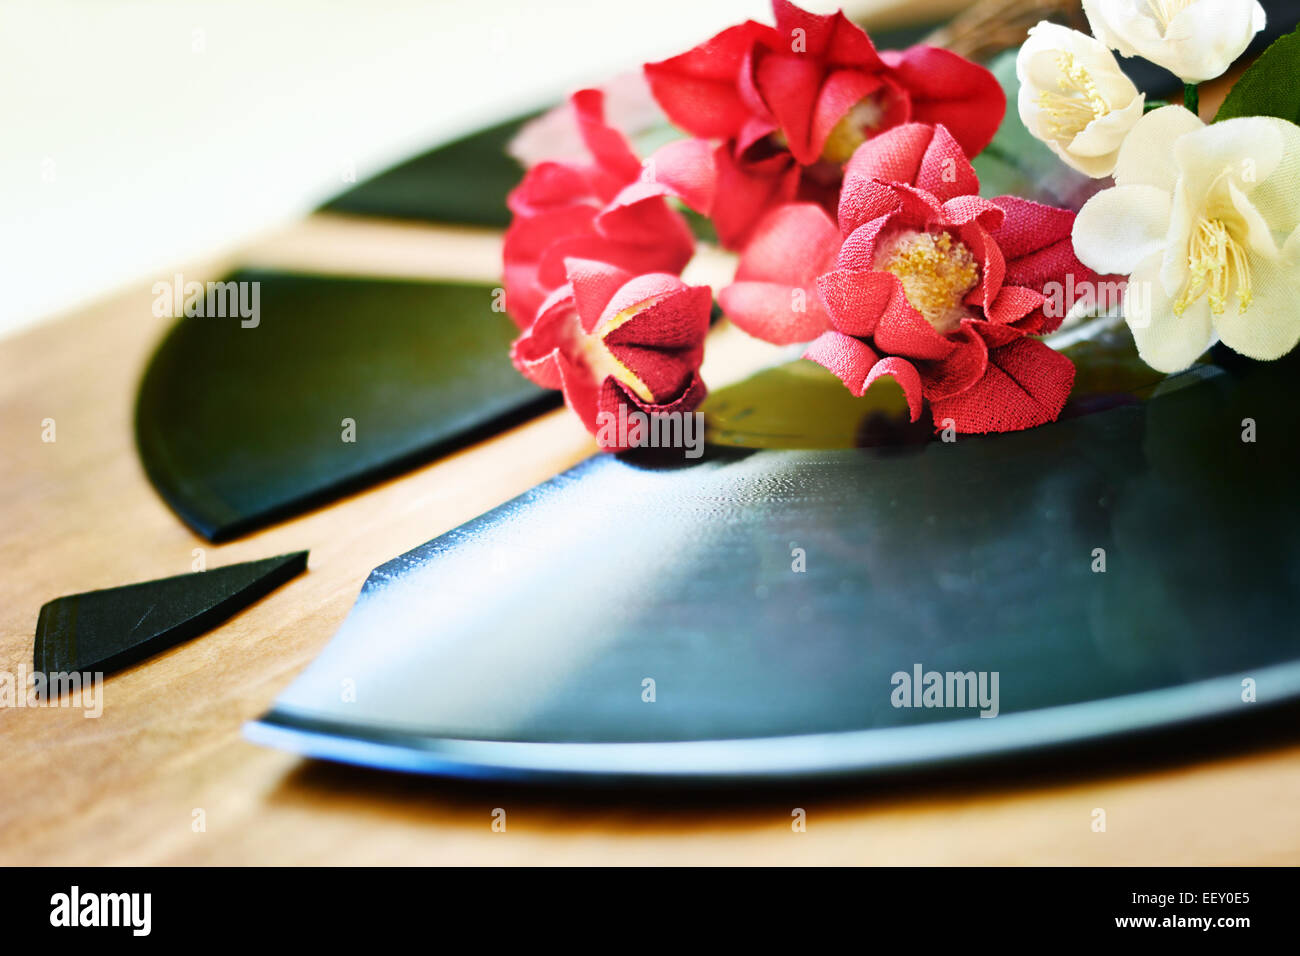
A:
[1213,26,1300,124]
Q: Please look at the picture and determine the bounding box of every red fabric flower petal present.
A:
[502,90,695,328]
[879,46,1005,158]
[568,258,634,333]
[572,88,643,185]
[941,194,1004,230]
[503,205,597,326]
[956,220,1007,317]
[506,162,597,217]
[711,144,801,250]
[641,137,718,215]
[594,373,710,450]
[605,282,713,399]
[840,123,978,228]
[802,330,878,396]
[754,53,825,166]
[987,195,1122,330]
[919,322,988,401]
[511,263,712,441]
[868,274,956,361]
[643,21,778,140]
[983,285,1045,326]
[816,268,894,339]
[810,69,884,163]
[835,214,895,271]
[864,356,924,421]
[837,178,906,238]
[771,0,884,69]
[719,202,840,343]
[929,336,1075,434]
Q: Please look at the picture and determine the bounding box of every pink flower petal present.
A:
[864,356,924,420]
[605,283,713,399]
[941,194,1004,230]
[929,337,1074,434]
[809,68,882,162]
[566,258,635,333]
[880,46,1005,157]
[841,123,978,208]
[644,21,777,140]
[719,281,829,344]
[643,137,718,215]
[920,322,988,401]
[735,202,841,284]
[711,145,801,250]
[572,89,643,183]
[802,330,879,396]
[870,274,956,360]
[838,178,905,237]
[771,0,884,70]
[984,285,1045,326]
[815,268,895,338]
[754,52,824,165]
[835,214,894,271]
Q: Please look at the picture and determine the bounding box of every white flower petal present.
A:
[1126,253,1215,373]
[1114,106,1203,189]
[1162,0,1265,83]
[1173,116,1283,200]
[1049,143,1123,178]
[1243,117,1300,233]
[1161,180,1194,296]
[1073,185,1174,275]
[1085,0,1266,84]
[1285,227,1300,269]
[1083,0,1142,59]
[1212,252,1300,360]
[1016,20,1144,179]
[1227,181,1279,258]
[1070,94,1145,159]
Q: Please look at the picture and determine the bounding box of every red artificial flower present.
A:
[502,89,695,328]
[512,258,712,445]
[720,123,1112,434]
[643,0,1005,249]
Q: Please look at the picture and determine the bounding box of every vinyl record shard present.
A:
[35,551,308,680]
[136,271,557,541]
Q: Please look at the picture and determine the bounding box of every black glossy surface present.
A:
[251,348,1300,778]
[35,552,307,680]
[136,270,557,541]
[322,114,533,228]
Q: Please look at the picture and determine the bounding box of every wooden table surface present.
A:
[1,214,1298,866]
[3,8,1297,863]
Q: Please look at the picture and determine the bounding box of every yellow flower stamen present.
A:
[821,96,886,165]
[1174,218,1253,317]
[1037,52,1109,142]
[878,230,980,334]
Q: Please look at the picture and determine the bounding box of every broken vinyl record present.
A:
[246,346,1300,783]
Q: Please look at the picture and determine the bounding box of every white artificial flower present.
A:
[1072,106,1300,372]
[1017,21,1145,177]
[1082,0,1266,84]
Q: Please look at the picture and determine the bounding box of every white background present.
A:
[0,0,930,339]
